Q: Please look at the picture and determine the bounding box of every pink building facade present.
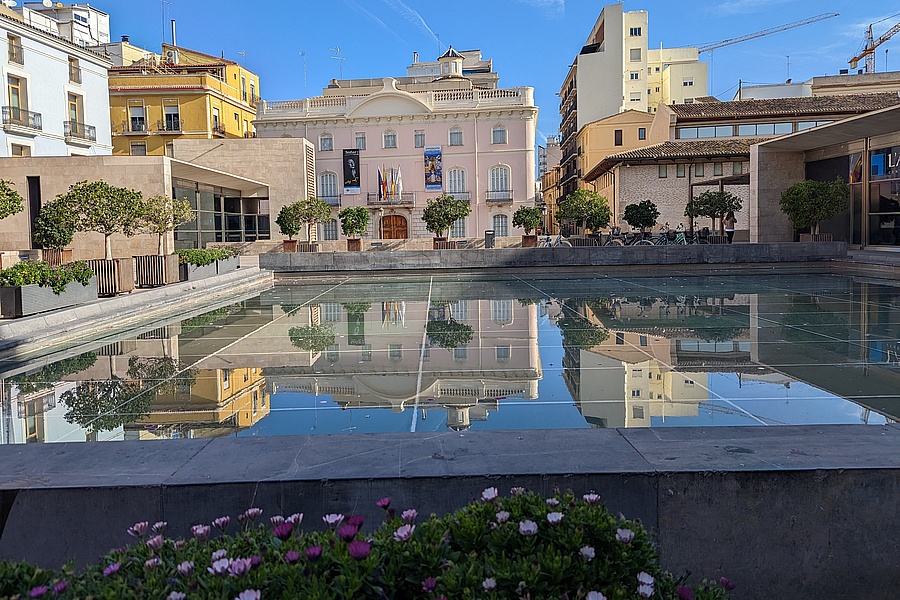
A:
[253,49,538,242]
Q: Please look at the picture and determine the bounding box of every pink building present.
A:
[254,48,538,242]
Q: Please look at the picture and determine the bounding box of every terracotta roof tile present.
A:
[605,138,766,161]
[671,92,900,119]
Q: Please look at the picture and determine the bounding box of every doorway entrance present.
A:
[381,215,408,239]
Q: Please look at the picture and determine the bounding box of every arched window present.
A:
[446,168,467,202]
[450,217,466,238]
[491,125,507,144]
[488,165,511,202]
[493,214,509,237]
[319,172,338,205]
[319,133,333,151]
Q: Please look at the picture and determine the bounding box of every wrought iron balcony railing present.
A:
[68,65,82,84]
[445,191,470,202]
[158,118,182,132]
[486,190,514,202]
[8,42,23,65]
[212,124,226,136]
[367,192,416,206]
[63,120,96,142]
[319,195,341,207]
[2,106,42,130]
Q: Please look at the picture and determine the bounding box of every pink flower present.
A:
[250,555,262,568]
[146,535,165,551]
[495,510,510,524]
[421,577,437,593]
[719,577,736,591]
[677,584,695,600]
[228,558,253,577]
[338,524,359,541]
[393,523,415,542]
[52,581,68,594]
[286,513,304,526]
[235,590,260,600]
[547,512,563,524]
[616,528,635,543]
[586,592,607,600]
[273,522,293,540]
[347,514,365,528]
[347,540,371,560]
[192,524,211,540]
[151,521,167,533]
[213,516,230,531]
[483,577,496,591]
[144,557,162,569]
[29,586,48,598]
[323,513,344,528]
[208,558,230,575]
[212,549,228,561]
[102,562,121,576]
[270,515,285,526]
[244,508,263,521]
[127,521,148,538]
[580,546,595,561]
[376,497,391,509]
[546,498,560,507]
[518,520,538,536]
[583,492,601,504]
[306,545,323,561]
[284,550,301,564]
[481,487,499,501]
[510,486,526,495]
[401,509,417,523]
[177,561,194,576]
[174,540,185,550]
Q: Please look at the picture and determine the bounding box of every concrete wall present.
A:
[751,145,805,242]
[259,242,847,273]
[0,425,896,600]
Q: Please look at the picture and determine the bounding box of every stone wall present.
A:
[751,145,805,242]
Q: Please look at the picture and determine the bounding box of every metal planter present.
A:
[0,277,98,318]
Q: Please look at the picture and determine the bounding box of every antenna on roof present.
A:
[330,46,346,79]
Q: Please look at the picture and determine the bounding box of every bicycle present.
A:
[538,235,573,248]
[604,231,652,246]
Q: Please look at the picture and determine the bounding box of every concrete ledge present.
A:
[0,425,896,599]
[259,242,848,273]
[0,268,273,358]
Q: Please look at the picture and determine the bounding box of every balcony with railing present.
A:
[2,106,42,132]
[114,119,149,134]
[157,118,182,132]
[445,191,470,202]
[367,192,416,206]
[212,123,226,136]
[68,65,82,84]
[64,120,97,143]
[486,190,513,203]
[8,42,23,65]
[243,131,257,138]
[319,194,341,207]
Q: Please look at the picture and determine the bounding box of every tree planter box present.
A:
[521,234,538,248]
[216,256,241,275]
[86,258,135,297]
[283,240,299,253]
[41,249,74,267]
[347,238,362,252]
[0,277,98,318]
[799,233,834,242]
[179,262,218,282]
[134,254,180,287]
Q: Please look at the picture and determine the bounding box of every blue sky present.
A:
[89,1,899,144]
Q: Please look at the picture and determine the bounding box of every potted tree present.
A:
[58,180,145,295]
[556,189,611,238]
[32,199,77,266]
[295,197,334,252]
[134,195,194,287]
[779,178,849,242]
[0,179,25,269]
[691,190,743,238]
[338,206,370,251]
[275,202,302,253]
[513,206,543,248]
[622,200,660,239]
[422,193,471,249]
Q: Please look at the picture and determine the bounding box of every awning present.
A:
[757,104,900,152]
[169,159,269,196]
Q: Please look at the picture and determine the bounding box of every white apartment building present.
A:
[15,2,110,47]
[254,48,538,242]
[1,4,112,158]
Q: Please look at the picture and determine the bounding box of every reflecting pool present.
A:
[1,272,898,443]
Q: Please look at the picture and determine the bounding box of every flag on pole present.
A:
[396,165,403,198]
[377,167,383,200]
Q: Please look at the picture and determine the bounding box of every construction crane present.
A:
[698,13,840,53]
[849,19,900,73]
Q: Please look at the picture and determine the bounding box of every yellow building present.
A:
[106,43,260,156]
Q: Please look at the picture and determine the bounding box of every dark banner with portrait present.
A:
[343,149,360,194]
[424,146,442,191]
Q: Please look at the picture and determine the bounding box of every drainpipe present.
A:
[473,112,479,237]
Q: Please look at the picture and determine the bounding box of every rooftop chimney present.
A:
[413,51,418,63]
[121,35,130,43]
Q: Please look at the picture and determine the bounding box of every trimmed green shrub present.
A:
[0,260,93,295]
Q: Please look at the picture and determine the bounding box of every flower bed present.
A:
[0,261,97,318]
[0,488,735,599]
[176,249,240,282]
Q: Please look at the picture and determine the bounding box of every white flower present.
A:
[286,513,303,526]
[401,509,418,523]
[546,497,560,507]
[393,524,415,542]
[322,513,344,527]
[211,549,228,561]
[495,510,510,524]
[510,487,526,496]
[616,528,635,543]
[583,493,601,505]
[207,558,230,576]
[483,577,497,591]
[637,572,655,585]
[638,583,654,598]
[518,520,538,536]
[580,545,595,562]
[546,512,564,524]
[481,487,499,501]
[586,592,607,600]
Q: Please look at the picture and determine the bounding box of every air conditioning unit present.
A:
[165,49,179,64]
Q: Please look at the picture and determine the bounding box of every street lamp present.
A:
[539,203,547,235]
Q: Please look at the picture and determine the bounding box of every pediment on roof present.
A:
[347,81,433,117]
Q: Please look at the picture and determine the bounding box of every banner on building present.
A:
[343,149,360,194]
[424,146,443,191]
